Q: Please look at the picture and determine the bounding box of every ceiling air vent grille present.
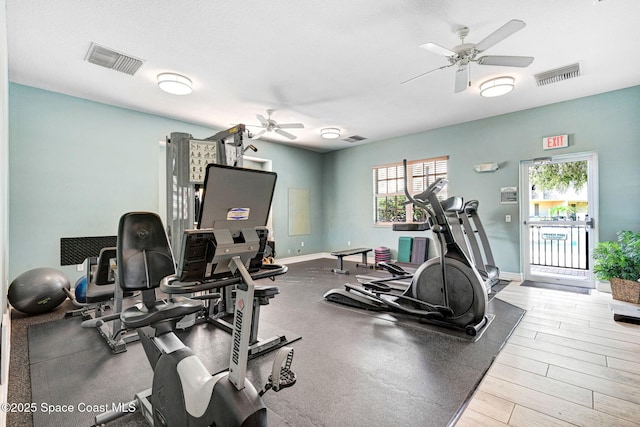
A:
[85,43,144,75]
[343,135,367,143]
[535,63,581,87]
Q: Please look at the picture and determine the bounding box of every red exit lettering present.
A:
[542,134,569,150]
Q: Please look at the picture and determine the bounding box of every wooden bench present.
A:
[330,248,373,275]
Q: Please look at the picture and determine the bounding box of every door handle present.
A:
[585,218,595,229]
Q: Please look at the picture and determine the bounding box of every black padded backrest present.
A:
[117,212,176,291]
[94,247,116,286]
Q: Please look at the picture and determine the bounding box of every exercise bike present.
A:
[324,160,489,336]
[94,212,296,427]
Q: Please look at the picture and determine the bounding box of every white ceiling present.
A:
[6,0,640,152]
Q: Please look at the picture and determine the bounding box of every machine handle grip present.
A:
[402,159,448,209]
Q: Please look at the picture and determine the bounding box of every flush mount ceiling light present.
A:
[157,73,192,95]
[320,128,341,140]
[479,76,515,97]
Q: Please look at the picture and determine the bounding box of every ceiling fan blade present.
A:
[256,114,269,126]
[401,64,454,85]
[277,123,304,129]
[275,129,297,140]
[477,55,534,67]
[419,42,456,57]
[474,19,526,53]
[251,129,267,139]
[454,63,470,93]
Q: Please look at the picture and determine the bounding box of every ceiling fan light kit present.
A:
[406,19,534,94]
[157,73,193,95]
[480,76,515,97]
[320,128,341,140]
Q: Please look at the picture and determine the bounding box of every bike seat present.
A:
[120,296,204,329]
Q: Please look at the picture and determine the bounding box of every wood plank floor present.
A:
[455,282,640,427]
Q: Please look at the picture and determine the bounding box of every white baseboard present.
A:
[500,271,523,282]
[276,252,377,265]
[275,253,523,283]
[326,256,523,280]
[1,311,11,427]
[275,252,330,265]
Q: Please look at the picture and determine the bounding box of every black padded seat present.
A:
[85,247,118,304]
[116,212,204,330]
[85,283,116,303]
[120,296,204,329]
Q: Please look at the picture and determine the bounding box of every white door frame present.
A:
[519,151,599,287]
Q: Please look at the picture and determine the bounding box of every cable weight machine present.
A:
[165,125,250,258]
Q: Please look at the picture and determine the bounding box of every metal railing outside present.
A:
[528,222,588,270]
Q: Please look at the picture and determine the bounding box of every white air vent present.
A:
[342,135,367,143]
[85,43,144,75]
[535,63,581,87]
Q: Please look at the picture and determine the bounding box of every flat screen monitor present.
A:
[197,164,277,236]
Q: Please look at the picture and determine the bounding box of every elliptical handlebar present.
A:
[402,159,448,209]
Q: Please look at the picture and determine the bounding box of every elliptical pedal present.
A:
[377,261,410,277]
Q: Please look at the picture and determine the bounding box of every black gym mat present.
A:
[29,317,297,426]
[521,279,591,295]
[491,279,511,296]
[28,258,524,427]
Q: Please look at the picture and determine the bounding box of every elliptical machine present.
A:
[324,160,489,336]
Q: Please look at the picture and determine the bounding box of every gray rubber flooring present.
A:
[28,258,524,427]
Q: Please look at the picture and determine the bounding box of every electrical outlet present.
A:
[505,215,512,223]
[301,241,305,247]
[348,241,351,246]
[76,264,84,272]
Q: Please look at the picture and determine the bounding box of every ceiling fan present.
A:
[402,19,534,93]
[250,109,304,140]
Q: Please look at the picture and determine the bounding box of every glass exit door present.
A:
[520,152,599,288]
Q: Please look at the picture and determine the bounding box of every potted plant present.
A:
[593,231,640,303]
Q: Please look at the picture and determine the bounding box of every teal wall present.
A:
[8,84,325,281]
[8,83,640,281]
[323,85,640,273]
[245,140,325,257]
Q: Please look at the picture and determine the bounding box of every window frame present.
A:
[373,156,448,226]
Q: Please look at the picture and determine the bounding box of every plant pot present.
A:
[610,278,640,304]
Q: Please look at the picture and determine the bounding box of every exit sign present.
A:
[543,134,569,150]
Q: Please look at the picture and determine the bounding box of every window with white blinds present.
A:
[373,156,448,224]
